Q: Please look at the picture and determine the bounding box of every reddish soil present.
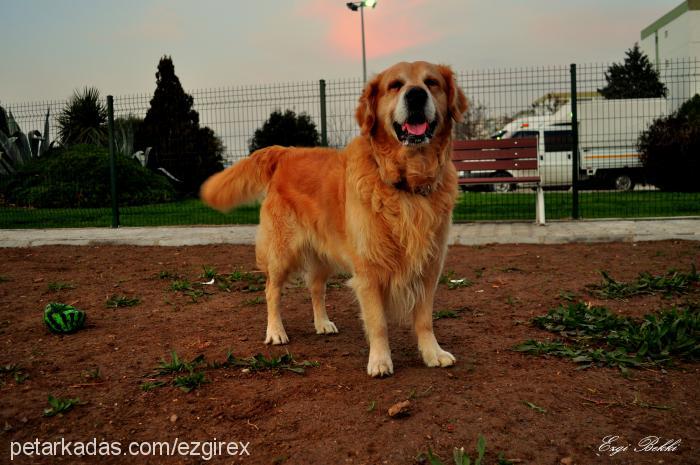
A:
[0,241,698,465]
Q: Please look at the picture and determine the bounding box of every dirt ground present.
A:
[0,240,698,465]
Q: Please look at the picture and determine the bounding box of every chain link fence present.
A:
[1,59,698,228]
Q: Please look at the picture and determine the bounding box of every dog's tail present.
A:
[200,145,284,212]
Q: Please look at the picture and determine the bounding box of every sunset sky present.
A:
[1,0,683,103]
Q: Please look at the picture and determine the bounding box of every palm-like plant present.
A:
[57,87,108,146]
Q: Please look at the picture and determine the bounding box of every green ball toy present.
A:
[43,303,86,334]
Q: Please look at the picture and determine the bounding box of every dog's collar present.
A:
[393,177,413,194]
[393,177,432,196]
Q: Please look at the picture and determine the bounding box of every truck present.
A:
[483,98,669,191]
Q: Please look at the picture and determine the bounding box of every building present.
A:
[641,0,700,66]
[641,0,699,106]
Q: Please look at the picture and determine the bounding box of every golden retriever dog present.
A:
[201,61,467,377]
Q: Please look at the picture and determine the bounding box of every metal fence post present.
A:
[570,64,580,220]
[107,95,119,228]
[319,79,328,147]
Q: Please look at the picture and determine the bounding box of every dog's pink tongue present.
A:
[403,122,428,136]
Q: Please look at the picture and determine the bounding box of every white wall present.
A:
[641,10,699,62]
[641,8,700,108]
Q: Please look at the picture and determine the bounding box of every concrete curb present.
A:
[449,219,700,245]
[0,226,258,248]
[1,219,699,248]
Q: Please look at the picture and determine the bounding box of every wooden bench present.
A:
[452,138,545,225]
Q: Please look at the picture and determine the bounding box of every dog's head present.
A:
[355,61,467,194]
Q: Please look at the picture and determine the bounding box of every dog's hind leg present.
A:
[306,260,338,335]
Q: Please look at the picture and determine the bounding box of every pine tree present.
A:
[599,44,668,99]
[138,56,224,195]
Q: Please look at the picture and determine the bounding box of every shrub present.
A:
[249,109,320,153]
[2,144,175,208]
[638,94,700,192]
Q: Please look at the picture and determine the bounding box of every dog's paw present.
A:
[315,319,338,335]
[367,353,394,378]
[422,347,456,368]
[264,327,289,345]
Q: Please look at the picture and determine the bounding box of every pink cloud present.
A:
[296,0,444,59]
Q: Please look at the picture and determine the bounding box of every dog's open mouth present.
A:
[393,119,438,146]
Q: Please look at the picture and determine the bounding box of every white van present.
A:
[486,98,668,191]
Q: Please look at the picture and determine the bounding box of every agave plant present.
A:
[0,105,52,176]
[109,115,180,182]
[114,117,135,158]
[57,86,108,146]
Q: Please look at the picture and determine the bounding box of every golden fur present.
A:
[201,61,467,376]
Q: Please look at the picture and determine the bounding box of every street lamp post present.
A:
[346,0,377,82]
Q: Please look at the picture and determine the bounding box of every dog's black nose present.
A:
[405,86,428,109]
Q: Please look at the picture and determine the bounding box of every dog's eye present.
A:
[388,80,404,91]
[424,78,439,88]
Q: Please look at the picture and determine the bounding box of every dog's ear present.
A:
[438,65,468,122]
[355,73,381,135]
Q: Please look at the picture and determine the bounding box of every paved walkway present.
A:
[1,219,699,248]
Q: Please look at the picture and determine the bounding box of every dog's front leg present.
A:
[264,273,289,345]
[413,284,456,368]
[352,275,393,377]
